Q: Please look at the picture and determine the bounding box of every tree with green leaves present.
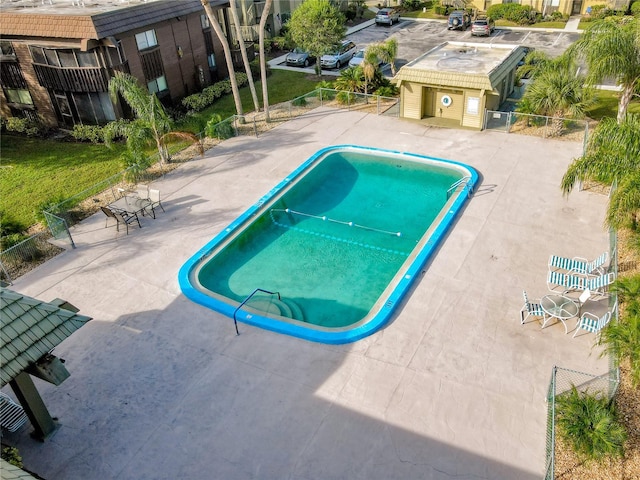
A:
[568,17,640,124]
[288,0,346,76]
[258,0,274,121]
[360,48,380,97]
[106,72,202,169]
[561,114,640,230]
[229,0,259,112]
[516,55,594,136]
[201,0,244,118]
[374,38,398,76]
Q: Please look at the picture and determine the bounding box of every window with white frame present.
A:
[135,30,158,51]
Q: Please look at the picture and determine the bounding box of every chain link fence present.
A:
[484,110,589,145]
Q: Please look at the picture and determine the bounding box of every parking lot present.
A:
[274,19,581,75]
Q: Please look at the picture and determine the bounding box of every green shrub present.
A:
[336,91,356,104]
[403,0,423,10]
[556,386,626,461]
[205,113,235,140]
[374,85,399,97]
[71,124,105,143]
[1,446,23,468]
[181,73,249,112]
[5,116,45,137]
[249,58,270,79]
[270,36,291,51]
[291,96,308,107]
[631,0,640,16]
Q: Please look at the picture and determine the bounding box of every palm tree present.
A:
[229,0,259,112]
[107,72,202,167]
[375,38,398,76]
[561,114,640,229]
[361,48,379,97]
[258,0,274,121]
[334,66,363,93]
[599,313,640,386]
[201,0,244,118]
[517,56,593,136]
[568,18,640,124]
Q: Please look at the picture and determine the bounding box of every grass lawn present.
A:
[586,89,640,120]
[178,70,324,133]
[1,70,320,231]
[0,136,126,230]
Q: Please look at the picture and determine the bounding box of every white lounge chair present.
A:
[548,252,608,276]
[546,271,615,298]
[573,302,617,339]
[520,290,546,324]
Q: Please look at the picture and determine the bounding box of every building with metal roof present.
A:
[394,42,526,130]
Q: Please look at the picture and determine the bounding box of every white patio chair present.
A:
[572,302,617,339]
[546,271,615,298]
[520,290,546,324]
[0,392,28,433]
[146,188,165,218]
[548,251,608,276]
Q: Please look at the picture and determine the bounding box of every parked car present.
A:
[447,10,472,30]
[320,40,358,69]
[285,47,314,67]
[348,49,383,68]
[375,7,400,26]
[471,17,495,36]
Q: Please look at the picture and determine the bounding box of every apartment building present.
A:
[0,0,232,128]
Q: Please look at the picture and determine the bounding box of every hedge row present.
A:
[182,73,249,112]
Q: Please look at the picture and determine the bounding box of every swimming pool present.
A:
[179,145,477,344]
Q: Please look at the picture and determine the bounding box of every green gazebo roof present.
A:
[0,288,91,387]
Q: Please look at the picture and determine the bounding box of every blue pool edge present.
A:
[178,145,478,344]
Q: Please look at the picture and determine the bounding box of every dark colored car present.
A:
[471,17,495,36]
[375,7,400,26]
[447,11,472,30]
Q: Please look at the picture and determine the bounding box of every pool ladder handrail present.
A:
[233,288,281,335]
[446,176,473,199]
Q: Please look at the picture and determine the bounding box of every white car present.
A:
[320,40,357,70]
[348,49,383,68]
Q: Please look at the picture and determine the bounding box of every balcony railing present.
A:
[32,61,129,93]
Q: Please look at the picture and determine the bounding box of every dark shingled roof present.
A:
[0,0,229,40]
[1,288,91,387]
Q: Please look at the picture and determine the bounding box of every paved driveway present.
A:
[4,108,610,479]
[275,20,581,74]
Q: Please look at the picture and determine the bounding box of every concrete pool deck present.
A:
[3,107,610,479]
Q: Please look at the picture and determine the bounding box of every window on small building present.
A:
[207,53,216,69]
[201,14,210,29]
[4,88,33,105]
[135,30,158,51]
[147,75,168,94]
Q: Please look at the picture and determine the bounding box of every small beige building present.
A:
[394,42,527,130]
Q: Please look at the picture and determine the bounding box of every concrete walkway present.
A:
[3,108,610,480]
[564,15,582,32]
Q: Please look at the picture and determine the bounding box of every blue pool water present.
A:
[179,145,477,343]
